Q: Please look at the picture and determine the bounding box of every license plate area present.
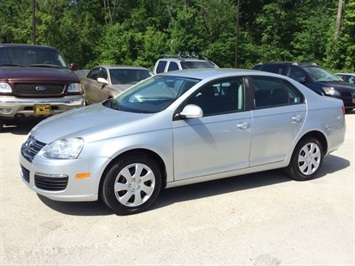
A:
[34,104,51,115]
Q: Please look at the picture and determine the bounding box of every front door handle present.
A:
[237,122,250,129]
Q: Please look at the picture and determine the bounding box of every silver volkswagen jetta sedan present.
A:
[20,69,346,215]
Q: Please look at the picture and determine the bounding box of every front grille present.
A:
[21,136,46,162]
[340,91,353,97]
[21,165,30,183]
[35,174,68,191]
[14,83,65,97]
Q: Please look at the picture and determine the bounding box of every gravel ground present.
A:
[1,112,354,265]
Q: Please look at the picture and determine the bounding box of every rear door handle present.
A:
[292,114,302,123]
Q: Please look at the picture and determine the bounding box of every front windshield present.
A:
[109,69,153,84]
[304,66,342,82]
[104,75,200,113]
[0,46,68,68]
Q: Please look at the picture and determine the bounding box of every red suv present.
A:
[0,44,85,130]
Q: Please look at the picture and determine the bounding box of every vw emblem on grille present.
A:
[35,85,47,91]
[25,136,34,149]
[21,136,33,153]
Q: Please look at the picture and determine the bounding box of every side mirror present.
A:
[70,63,80,71]
[97,77,109,85]
[297,76,306,83]
[179,104,203,119]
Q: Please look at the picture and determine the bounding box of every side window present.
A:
[282,80,305,104]
[346,76,355,84]
[167,62,179,72]
[252,76,302,109]
[87,68,100,80]
[187,78,244,116]
[156,61,167,74]
[98,68,108,80]
[261,64,287,75]
[286,66,306,82]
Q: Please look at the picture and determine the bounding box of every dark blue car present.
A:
[253,62,355,111]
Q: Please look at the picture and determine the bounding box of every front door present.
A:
[172,77,252,181]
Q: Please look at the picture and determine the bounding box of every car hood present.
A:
[31,103,170,144]
[318,80,355,91]
[0,66,79,82]
[112,84,133,90]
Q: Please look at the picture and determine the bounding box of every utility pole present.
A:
[334,0,343,41]
[234,0,240,68]
[32,0,36,44]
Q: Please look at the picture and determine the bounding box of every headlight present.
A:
[40,138,84,159]
[0,82,12,93]
[323,87,339,96]
[68,83,83,94]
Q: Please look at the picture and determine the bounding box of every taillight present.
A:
[342,105,345,116]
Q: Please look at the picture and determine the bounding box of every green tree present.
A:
[0,0,33,43]
[291,1,335,64]
[1,0,349,71]
[327,0,355,71]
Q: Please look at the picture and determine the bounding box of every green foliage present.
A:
[1,0,353,72]
[324,1,355,72]
[291,2,333,64]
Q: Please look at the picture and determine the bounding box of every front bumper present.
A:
[19,152,109,202]
[337,91,355,109]
[0,95,85,118]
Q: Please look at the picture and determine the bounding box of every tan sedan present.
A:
[81,65,153,104]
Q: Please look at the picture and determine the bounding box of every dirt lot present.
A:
[1,112,354,265]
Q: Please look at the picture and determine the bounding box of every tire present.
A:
[101,154,162,215]
[0,118,3,132]
[286,137,324,181]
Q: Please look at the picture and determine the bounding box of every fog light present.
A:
[0,108,12,114]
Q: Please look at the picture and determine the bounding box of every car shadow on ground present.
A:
[1,118,45,135]
[155,154,350,210]
[37,154,350,216]
[37,195,113,216]
[345,109,355,115]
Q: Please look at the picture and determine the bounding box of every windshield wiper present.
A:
[29,64,62,68]
[103,98,119,109]
[0,63,26,67]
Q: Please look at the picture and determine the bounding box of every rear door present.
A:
[249,76,307,166]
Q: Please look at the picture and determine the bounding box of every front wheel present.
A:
[101,154,162,215]
[286,137,324,181]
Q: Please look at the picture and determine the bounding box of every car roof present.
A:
[158,68,286,80]
[95,65,150,70]
[256,62,318,67]
[157,58,212,63]
[158,53,211,60]
[336,73,355,75]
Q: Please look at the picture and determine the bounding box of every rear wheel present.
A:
[286,137,324,181]
[101,154,162,215]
